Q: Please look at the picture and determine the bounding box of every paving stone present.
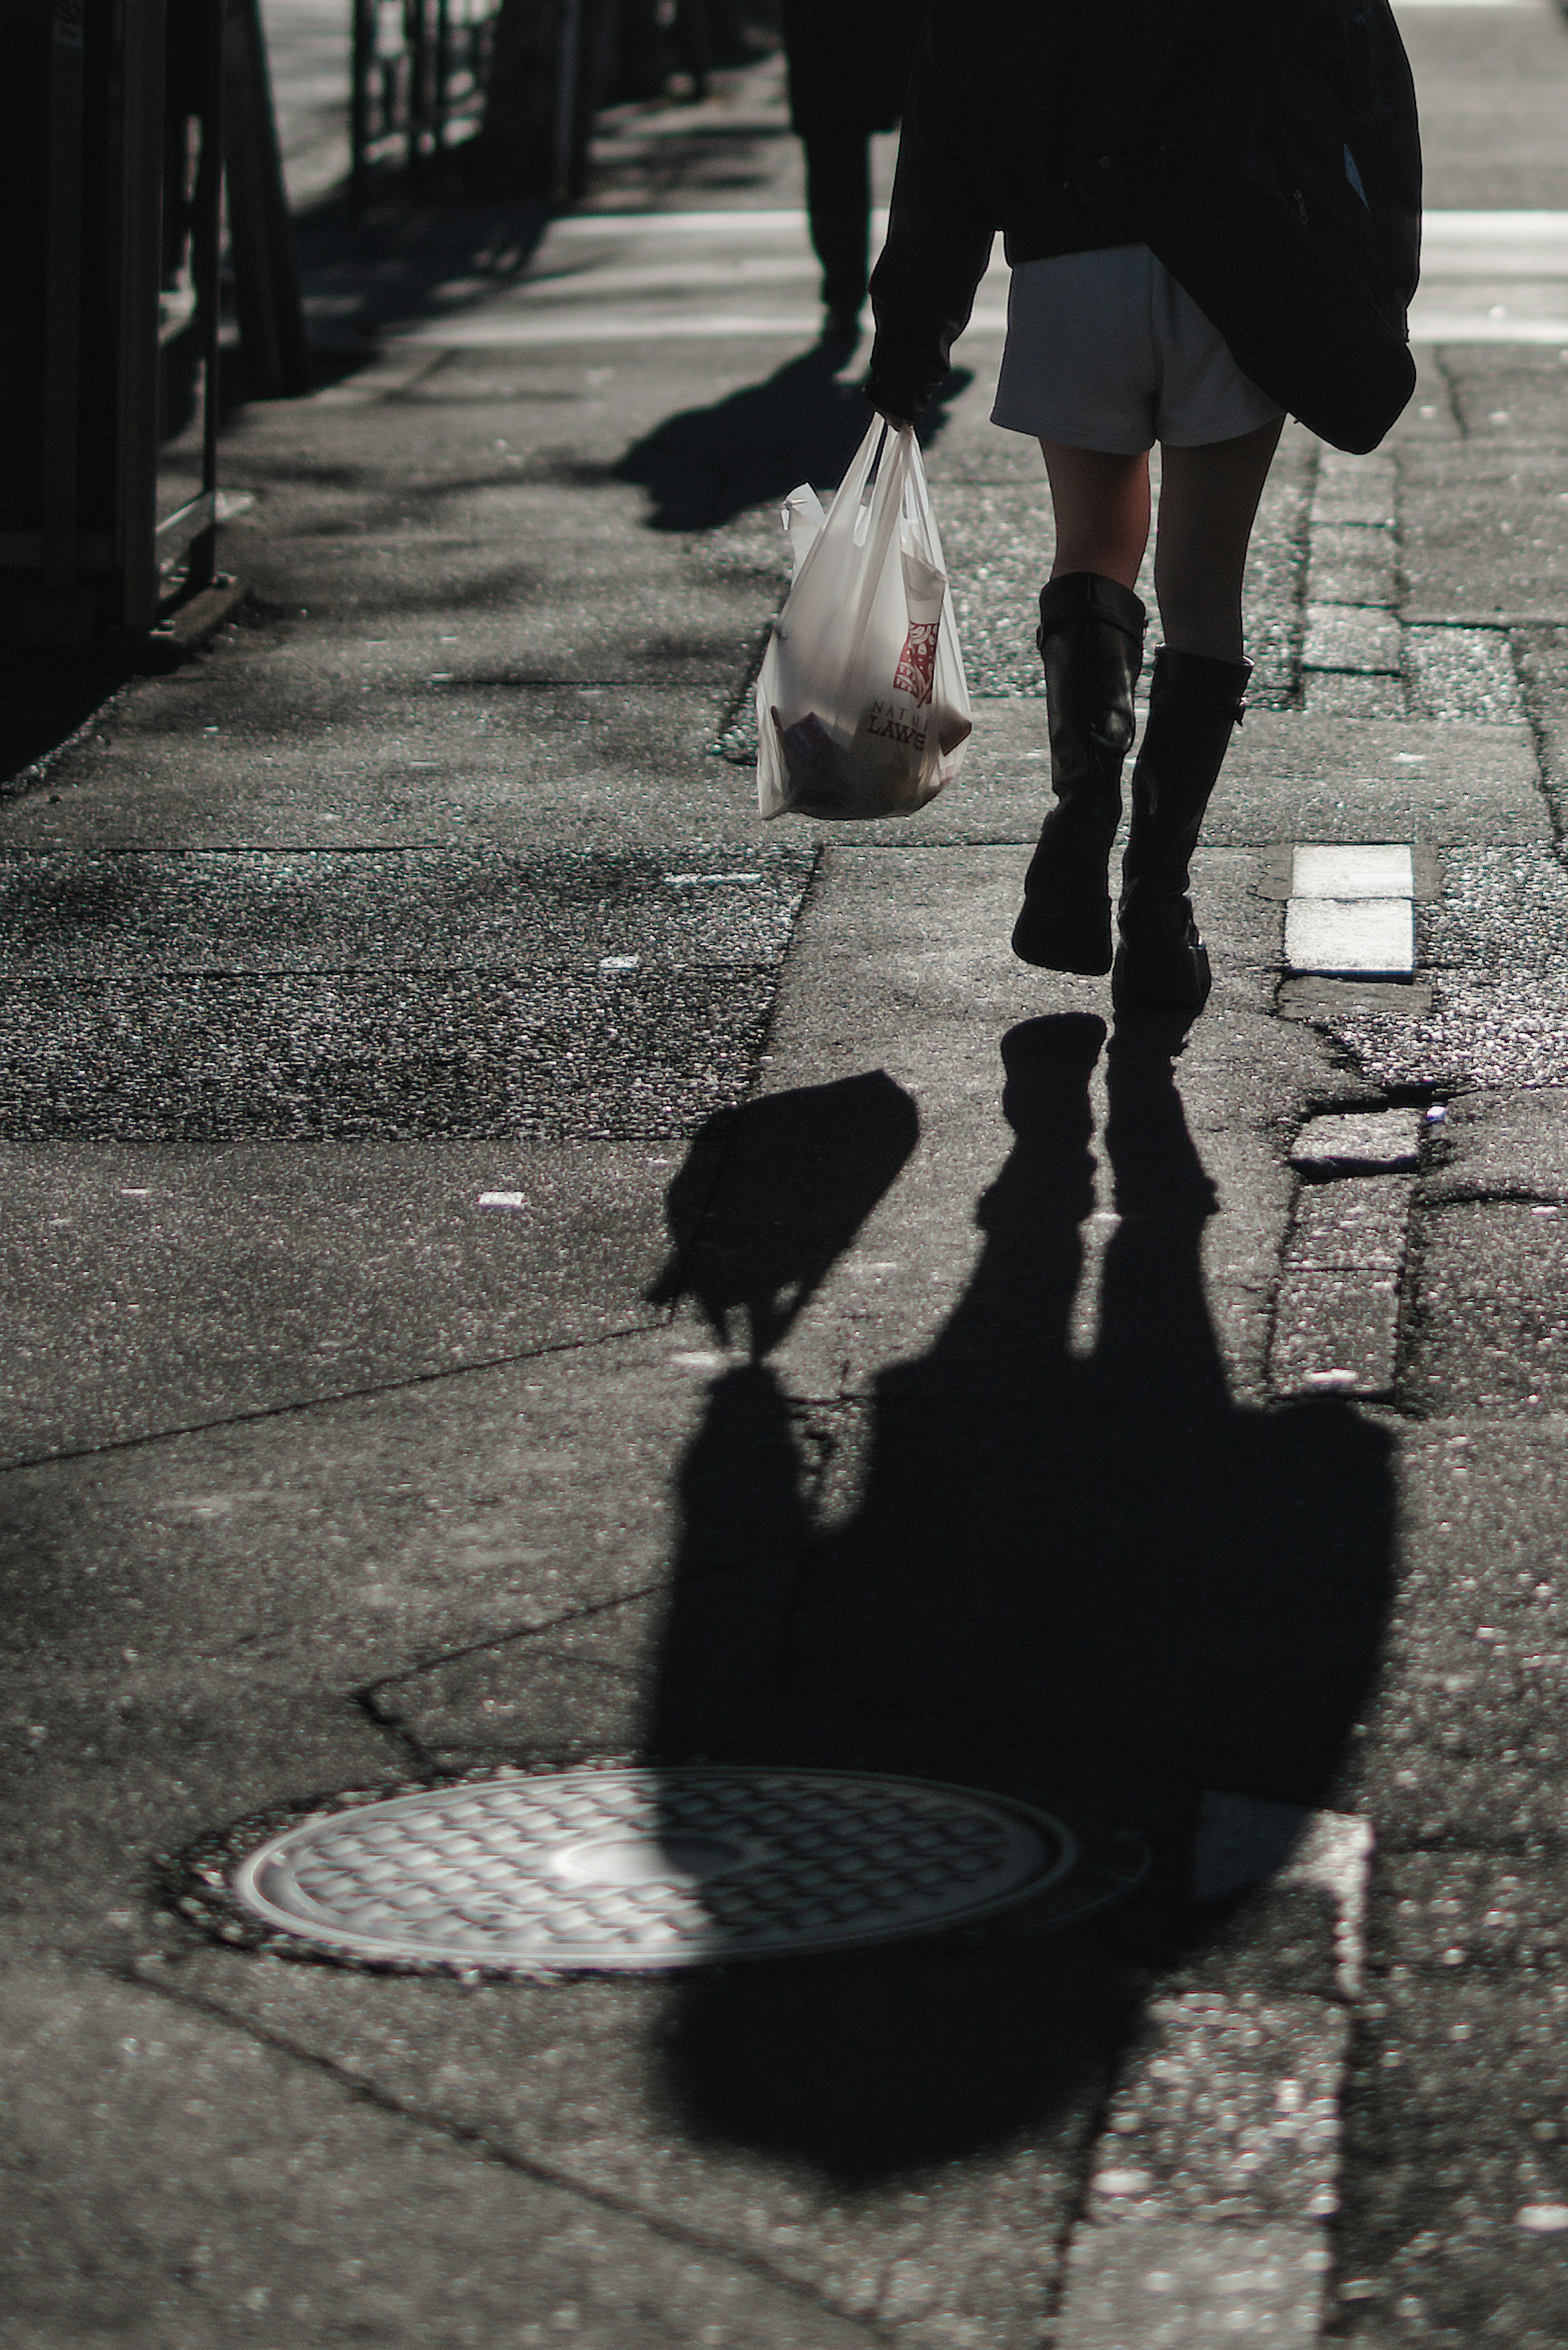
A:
[2,680,768,854]
[1276,976,1434,1023]
[1310,849,1568,1096]
[1055,2221,1330,2348]
[1373,1852,1568,1980]
[1406,627,1526,726]
[1334,1979,1568,2347]
[1304,523,1398,611]
[0,1139,675,1464]
[0,846,814,973]
[1268,1270,1403,1398]
[1284,897,1415,977]
[1347,1431,1568,1784]
[1302,673,1407,720]
[369,1590,663,1764]
[160,1935,1124,2350]
[1282,1177,1415,1271]
[0,1967,869,2350]
[1185,1799,1372,2001]
[1291,845,1414,901]
[0,1690,401,1968]
[1400,443,1568,619]
[1311,455,1397,530]
[1421,1087,1568,1204]
[1403,1200,1568,1411]
[1302,606,1404,676]
[1290,1112,1425,1172]
[1053,1996,1348,2347]
[0,968,778,1142]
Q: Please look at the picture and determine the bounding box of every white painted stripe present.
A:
[391,209,1568,350]
[1285,897,1416,978]
[1409,310,1568,343]
[512,256,818,301]
[545,208,875,239]
[395,305,1014,347]
[1291,844,1415,900]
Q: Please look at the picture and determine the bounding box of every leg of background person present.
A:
[673,0,710,97]
[1152,417,1285,660]
[802,131,872,335]
[1040,441,1152,591]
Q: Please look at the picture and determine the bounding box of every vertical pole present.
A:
[187,0,227,592]
[552,0,583,205]
[435,0,450,155]
[224,0,312,397]
[117,0,170,634]
[43,0,87,593]
[407,0,426,184]
[351,0,373,203]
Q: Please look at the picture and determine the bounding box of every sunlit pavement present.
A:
[7,4,1568,2343]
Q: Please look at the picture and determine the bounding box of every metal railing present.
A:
[350,0,501,193]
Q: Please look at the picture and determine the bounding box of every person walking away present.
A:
[864,0,1421,1010]
[783,0,927,346]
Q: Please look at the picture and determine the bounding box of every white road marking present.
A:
[477,1191,526,1208]
[382,211,1568,350]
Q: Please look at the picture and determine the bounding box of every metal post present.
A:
[187,0,227,591]
[43,0,87,592]
[224,0,312,398]
[351,0,374,202]
[552,0,583,204]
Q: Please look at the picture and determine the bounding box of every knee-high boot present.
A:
[1011,573,1147,975]
[1112,647,1252,1013]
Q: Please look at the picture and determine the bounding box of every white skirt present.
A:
[991,243,1284,454]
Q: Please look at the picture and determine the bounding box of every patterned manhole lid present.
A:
[226,1767,1079,1972]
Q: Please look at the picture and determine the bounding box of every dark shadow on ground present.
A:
[615,352,973,530]
[0,658,139,799]
[289,179,553,368]
[646,1013,1395,2180]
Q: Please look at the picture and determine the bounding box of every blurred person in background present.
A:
[784,0,925,345]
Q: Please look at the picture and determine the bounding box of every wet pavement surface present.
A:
[8,4,1568,2345]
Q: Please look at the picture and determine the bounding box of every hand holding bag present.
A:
[756,419,972,822]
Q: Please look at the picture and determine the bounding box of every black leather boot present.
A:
[1011,573,1147,974]
[1112,647,1252,1013]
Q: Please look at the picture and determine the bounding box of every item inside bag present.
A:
[771,548,971,819]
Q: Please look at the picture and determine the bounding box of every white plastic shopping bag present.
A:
[756,420,972,821]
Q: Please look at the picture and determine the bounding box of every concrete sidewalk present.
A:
[7,9,1568,2346]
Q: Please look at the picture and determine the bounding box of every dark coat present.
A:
[782,0,927,140]
[866,0,1422,448]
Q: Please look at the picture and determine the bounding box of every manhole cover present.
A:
[226,1767,1078,1972]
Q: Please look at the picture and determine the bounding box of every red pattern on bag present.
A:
[893,620,939,707]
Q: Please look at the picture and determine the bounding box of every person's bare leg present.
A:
[1040,441,1152,587]
[1114,418,1285,1010]
[1152,417,1283,659]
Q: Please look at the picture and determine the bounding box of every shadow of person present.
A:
[645,1070,919,1752]
[649,1066,920,1357]
[615,347,972,530]
[649,1013,1395,2183]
